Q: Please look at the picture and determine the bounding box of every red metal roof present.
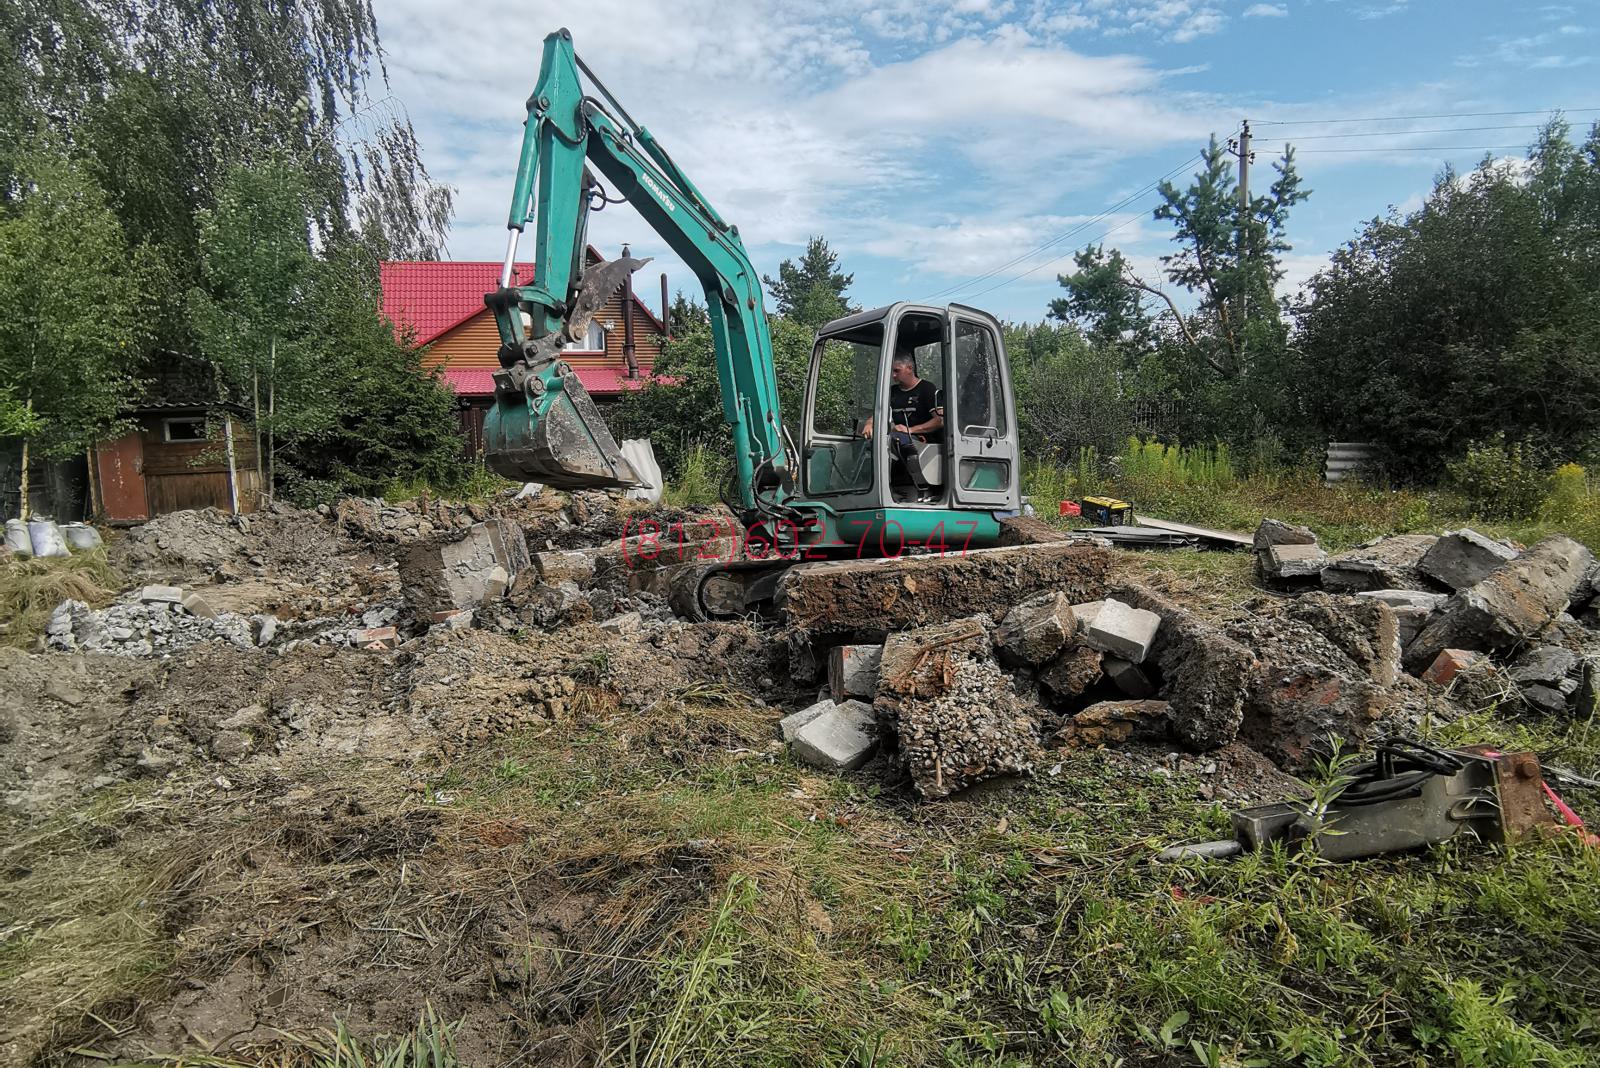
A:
[381,247,668,346]
[381,262,533,345]
[440,367,668,398]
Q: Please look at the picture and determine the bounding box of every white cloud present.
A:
[1243,3,1288,17]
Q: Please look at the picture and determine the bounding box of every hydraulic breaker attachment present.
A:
[482,256,648,489]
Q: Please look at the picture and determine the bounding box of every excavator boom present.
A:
[484,30,789,510]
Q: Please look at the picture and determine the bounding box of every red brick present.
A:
[1422,648,1486,686]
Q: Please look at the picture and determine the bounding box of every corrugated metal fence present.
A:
[1325,442,1376,484]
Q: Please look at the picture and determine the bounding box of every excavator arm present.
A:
[484,29,791,515]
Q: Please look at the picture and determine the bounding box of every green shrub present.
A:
[1540,462,1589,524]
[1447,435,1551,520]
[666,445,721,507]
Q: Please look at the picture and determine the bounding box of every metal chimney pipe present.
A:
[621,244,639,378]
[660,273,670,342]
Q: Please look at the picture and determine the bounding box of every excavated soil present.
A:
[6,492,1584,1066]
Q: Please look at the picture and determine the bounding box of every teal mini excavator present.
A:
[484,29,1023,618]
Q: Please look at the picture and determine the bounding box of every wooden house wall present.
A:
[421,289,665,373]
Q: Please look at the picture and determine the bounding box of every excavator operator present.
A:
[864,332,944,501]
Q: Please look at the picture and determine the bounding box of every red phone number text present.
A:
[618,516,980,567]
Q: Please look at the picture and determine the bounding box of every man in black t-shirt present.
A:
[865,354,944,444]
[864,352,944,500]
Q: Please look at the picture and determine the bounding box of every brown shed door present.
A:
[96,431,149,521]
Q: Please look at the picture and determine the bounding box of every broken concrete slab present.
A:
[181,592,218,620]
[994,592,1076,667]
[1109,584,1254,751]
[1358,589,1449,612]
[531,547,602,586]
[1287,594,1401,688]
[875,617,993,707]
[1520,684,1568,716]
[1390,605,1432,648]
[1104,656,1157,698]
[1422,648,1488,686]
[1039,645,1104,700]
[401,519,531,615]
[1509,646,1578,688]
[998,514,1071,545]
[139,585,184,605]
[776,541,1109,639]
[1320,534,1440,593]
[827,644,883,702]
[1083,598,1161,665]
[792,699,877,771]
[1264,543,1329,583]
[1405,536,1598,672]
[1058,700,1170,748]
[1419,529,1520,591]
[894,654,1043,799]
[1253,518,1318,551]
[1070,600,1106,635]
[780,697,868,743]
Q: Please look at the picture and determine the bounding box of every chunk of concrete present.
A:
[400,519,530,615]
[1405,536,1598,672]
[791,700,877,770]
[1040,645,1104,700]
[598,610,643,636]
[1083,598,1161,665]
[1103,656,1157,698]
[1058,700,1170,748]
[1358,589,1449,612]
[139,584,184,605]
[776,541,1109,638]
[995,592,1077,667]
[1419,529,1520,591]
[252,614,279,646]
[1509,646,1578,687]
[1070,600,1106,634]
[1521,684,1569,717]
[181,591,218,620]
[1265,543,1328,582]
[780,697,836,741]
[1321,535,1439,593]
[828,644,883,701]
[1253,518,1318,551]
[1391,605,1432,648]
[1421,648,1488,686]
[1109,583,1253,751]
[533,548,600,585]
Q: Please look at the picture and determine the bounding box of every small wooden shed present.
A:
[95,354,261,523]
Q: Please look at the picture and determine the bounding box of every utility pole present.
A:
[1226,119,1254,334]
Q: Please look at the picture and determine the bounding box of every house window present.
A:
[563,321,607,353]
[162,416,208,442]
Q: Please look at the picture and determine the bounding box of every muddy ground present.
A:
[1,491,1590,1066]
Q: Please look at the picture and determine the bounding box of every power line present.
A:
[1255,106,1600,127]
[1262,123,1548,141]
[925,151,1205,302]
[1293,145,1531,154]
[957,202,1153,303]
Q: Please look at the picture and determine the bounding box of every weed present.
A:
[0,547,122,648]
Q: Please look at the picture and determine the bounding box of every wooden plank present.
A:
[1133,515,1251,549]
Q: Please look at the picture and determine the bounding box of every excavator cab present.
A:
[801,302,1020,518]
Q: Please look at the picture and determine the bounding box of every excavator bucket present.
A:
[482,256,648,490]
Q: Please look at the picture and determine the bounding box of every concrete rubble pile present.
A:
[21,486,1600,813]
[1249,517,1600,721]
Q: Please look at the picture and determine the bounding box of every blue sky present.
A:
[369,0,1599,324]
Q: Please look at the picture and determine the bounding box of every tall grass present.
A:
[664,445,721,508]
[0,549,122,648]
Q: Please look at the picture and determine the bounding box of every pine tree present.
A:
[762,236,858,328]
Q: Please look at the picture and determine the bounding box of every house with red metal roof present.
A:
[380,246,668,456]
